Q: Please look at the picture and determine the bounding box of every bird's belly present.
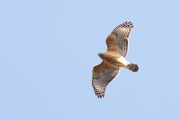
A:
[103,55,127,68]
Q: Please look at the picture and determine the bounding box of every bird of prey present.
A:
[92,21,139,98]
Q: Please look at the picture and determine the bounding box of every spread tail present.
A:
[127,63,139,72]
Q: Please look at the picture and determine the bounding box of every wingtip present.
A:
[93,87,105,99]
[116,21,134,29]
[96,93,105,99]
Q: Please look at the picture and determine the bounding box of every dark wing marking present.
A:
[111,21,134,57]
[92,62,119,98]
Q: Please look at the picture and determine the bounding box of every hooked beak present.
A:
[98,53,103,59]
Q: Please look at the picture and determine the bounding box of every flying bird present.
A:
[92,21,139,98]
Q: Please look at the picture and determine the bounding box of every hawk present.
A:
[92,21,139,98]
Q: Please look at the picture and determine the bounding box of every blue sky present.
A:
[1,0,180,120]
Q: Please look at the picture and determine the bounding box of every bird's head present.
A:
[98,53,105,59]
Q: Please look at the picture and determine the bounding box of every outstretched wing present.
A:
[111,21,134,57]
[92,62,119,98]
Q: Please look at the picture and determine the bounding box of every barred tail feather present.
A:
[127,63,139,72]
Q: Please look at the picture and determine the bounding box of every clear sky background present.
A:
[1,0,180,120]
